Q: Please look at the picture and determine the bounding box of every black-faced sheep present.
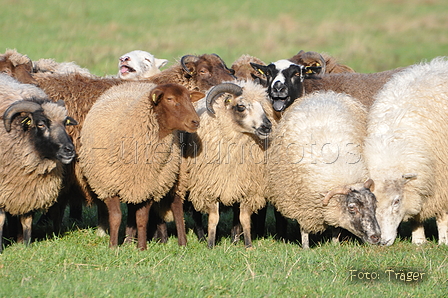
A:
[79,82,204,250]
[118,50,168,80]
[179,81,272,249]
[364,57,448,246]
[0,74,77,252]
[251,54,404,112]
[266,91,380,249]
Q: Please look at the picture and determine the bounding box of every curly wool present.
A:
[184,80,268,213]
[79,82,181,204]
[266,91,368,233]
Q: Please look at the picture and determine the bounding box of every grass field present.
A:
[1,0,448,297]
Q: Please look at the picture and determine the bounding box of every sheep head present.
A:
[205,82,272,139]
[3,99,77,164]
[250,60,321,112]
[322,179,381,245]
[150,83,203,138]
[0,55,38,85]
[118,50,168,80]
[180,54,236,91]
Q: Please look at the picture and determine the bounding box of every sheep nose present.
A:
[191,119,200,128]
[120,56,131,62]
[273,81,286,93]
[370,234,380,244]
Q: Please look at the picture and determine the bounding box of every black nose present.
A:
[273,81,286,93]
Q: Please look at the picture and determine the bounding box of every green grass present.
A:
[1,0,448,296]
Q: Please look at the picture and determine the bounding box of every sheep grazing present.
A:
[180,81,272,249]
[79,82,204,250]
[118,50,168,80]
[250,53,404,112]
[0,49,38,85]
[0,74,77,252]
[288,50,355,74]
[364,57,448,246]
[148,53,236,92]
[266,91,380,249]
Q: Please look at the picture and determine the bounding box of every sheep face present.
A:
[250,60,320,112]
[373,175,417,246]
[339,186,381,245]
[205,82,272,139]
[181,54,236,91]
[118,50,168,80]
[3,99,77,164]
[0,56,38,85]
[224,94,272,139]
[151,84,203,135]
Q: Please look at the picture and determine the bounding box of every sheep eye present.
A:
[348,203,357,214]
[236,104,246,112]
[294,72,302,77]
[392,197,401,207]
[37,122,46,130]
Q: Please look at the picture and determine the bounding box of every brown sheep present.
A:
[79,82,203,250]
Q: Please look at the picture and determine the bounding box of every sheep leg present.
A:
[135,200,152,250]
[0,209,5,253]
[300,226,310,249]
[436,212,448,245]
[274,209,288,241]
[231,204,242,243]
[20,213,33,246]
[240,204,253,249]
[171,193,187,246]
[191,208,205,241]
[124,203,137,244]
[410,219,427,245]
[331,227,341,244]
[207,202,220,248]
[105,196,122,248]
[96,198,109,237]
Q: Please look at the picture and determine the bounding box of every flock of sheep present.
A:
[0,47,447,253]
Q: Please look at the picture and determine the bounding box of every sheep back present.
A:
[79,82,181,204]
[266,91,368,233]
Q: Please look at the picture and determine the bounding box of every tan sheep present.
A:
[266,91,380,248]
[180,81,272,249]
[79,82,203,250]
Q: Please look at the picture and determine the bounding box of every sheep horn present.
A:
[212,53,235,76]
[206,83,243,115]
[322,187,351,207]
[3,100,42,132]
[364,178,375,192]
[180,55,199,76]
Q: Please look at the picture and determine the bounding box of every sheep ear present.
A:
[155,58,168,69]
[250,62,268,76]
[190,91,205,103]
[150,89,163,105]
[65,116,78,126]
[304,66,322,77]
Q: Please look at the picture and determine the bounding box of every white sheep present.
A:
[118,50,168,80]
[0,74,77,252]
[79,82,203,250]
[179,80,272,249]
[364,56,448,246]
[266,91,381,249]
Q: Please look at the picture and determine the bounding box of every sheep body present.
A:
[266,91,380,248]
[364,56,448,246]
[181,80,272,248]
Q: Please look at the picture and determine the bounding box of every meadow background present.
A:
[1,0,448,297]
